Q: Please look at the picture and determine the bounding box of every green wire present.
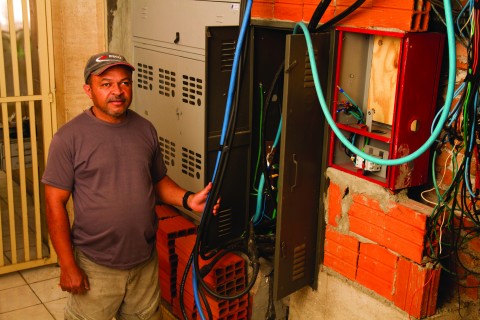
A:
[251,83,264,194]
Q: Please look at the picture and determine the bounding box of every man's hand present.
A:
[59,263,90,295]
[189,182,221,215]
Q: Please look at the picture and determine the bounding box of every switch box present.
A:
[328,27,445,190]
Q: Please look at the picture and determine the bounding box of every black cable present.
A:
[316,0,367,33]
[307,0,332,32]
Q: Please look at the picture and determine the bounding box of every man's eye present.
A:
[101,83,111,87]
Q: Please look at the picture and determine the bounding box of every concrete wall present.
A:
[106,0,132,62]
[50,0,131,126]
[51,0,106,127]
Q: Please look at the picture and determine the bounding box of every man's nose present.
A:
[111,83,123,94]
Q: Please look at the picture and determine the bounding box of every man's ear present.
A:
[83,84,92,98]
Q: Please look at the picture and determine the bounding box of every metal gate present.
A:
[0,0,56,274]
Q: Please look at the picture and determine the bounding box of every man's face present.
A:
[83,66,133,123]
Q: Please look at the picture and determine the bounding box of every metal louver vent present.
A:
[292,244,306,281]
[221,40,236,72]
[181,75,203,106]
[158,136,176,167]
[158,68,176,97]
[217,209,233,238]
[304,50,318,88]
[181,147,202,179]
[137,63,154,90]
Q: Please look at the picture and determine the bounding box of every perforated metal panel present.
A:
[132,1,241,220]
[274,32,330,300]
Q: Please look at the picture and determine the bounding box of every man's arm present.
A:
[154,175,216,213]
[45,184,89,294]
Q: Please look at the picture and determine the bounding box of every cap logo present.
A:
[96,54,123,63]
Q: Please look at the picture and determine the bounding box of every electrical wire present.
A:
[422,0,480,298]
[292,0,456,166]
[180,1,261,319]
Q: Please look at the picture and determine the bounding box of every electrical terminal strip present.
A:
[354,155,382,172]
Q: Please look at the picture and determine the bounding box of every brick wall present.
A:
[324,168,441,318]
[252,0,431,32]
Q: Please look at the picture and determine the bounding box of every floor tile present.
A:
[0,304,55,320]
[0,272,25,290]
[44,297,68,320]
[0,284,40,313]
[20,264,60,284]
[29,278,69,303]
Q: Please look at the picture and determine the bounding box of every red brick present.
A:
[358,244,398,283]
[462,275,480,300]
[360,243,398,266]
[324,252,357,280]
[274,4,303,21]
[327,183,342,226]
[274,0,303,3]
[467,237,480,253]
[387,200,428,230]
[324,227,359,280]
[356,244,397,300]
[336,0,373,7]
[348,200,426,263]
[356,269,394,300]
[333,7,422,31]
[325,237,358,265]
[394,258,441,318]
[325,226,359,251]
[251,3,275,19]
[155,204,180,220]
[303,4,336,23]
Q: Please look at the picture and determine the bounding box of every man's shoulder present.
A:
[54,110,91,137]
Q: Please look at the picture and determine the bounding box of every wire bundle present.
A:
[424,0,480,301]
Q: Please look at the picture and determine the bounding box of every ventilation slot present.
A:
[158,136,176,167]
[304,50,318,88]
[182,75,203,107]
[137,63,154,91]
[292,244,306,281]
[181,147,202,179]
[158,68,176,97]
[217,209,233,238]
[221,40,236,72]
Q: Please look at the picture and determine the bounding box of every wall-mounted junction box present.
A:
[328,27,445,190]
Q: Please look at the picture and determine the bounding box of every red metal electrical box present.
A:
[328,27,445,190]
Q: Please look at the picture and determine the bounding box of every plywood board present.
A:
[367,35,400,126]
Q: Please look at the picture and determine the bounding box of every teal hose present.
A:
[293,0,456,166]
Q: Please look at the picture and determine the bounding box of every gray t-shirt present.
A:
[42,109,167,269]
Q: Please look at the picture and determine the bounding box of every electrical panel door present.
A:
[274,32,330,300]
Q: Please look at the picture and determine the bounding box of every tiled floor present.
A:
[0,263,67,320]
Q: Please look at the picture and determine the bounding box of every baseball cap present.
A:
[84,52,135,83]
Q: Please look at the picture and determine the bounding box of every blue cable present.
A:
[293,0,456,166]
[192,0,253,316]
[192,260,206,320]
[431,83,465,133]
[212,0,253,181]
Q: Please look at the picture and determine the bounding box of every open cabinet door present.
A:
[273,32,330,300]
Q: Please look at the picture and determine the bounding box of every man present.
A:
[42,52,215,320]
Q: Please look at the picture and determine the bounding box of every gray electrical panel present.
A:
[132,0,240,219]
